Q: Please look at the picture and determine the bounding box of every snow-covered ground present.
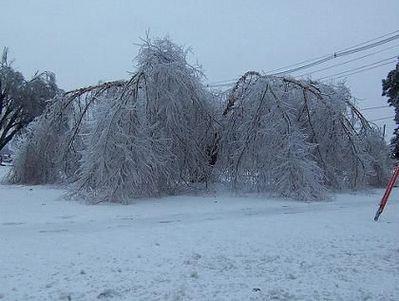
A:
[0,166,398,301]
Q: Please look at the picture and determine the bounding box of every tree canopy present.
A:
[0,48,60,152]
[382,58,399,157]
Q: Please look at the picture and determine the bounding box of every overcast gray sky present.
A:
[1,0,399,137]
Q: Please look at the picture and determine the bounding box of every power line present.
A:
[271,34,399,76]
[369,116,395,122]
[206,81,236,88]
[360,105,391,111]
[207,58,397,87]
[318,56,398,81]
[297,43,399,77]
[264,29,399,74]
[207,77,238,85]
[323,60,397,81]
[331,29,399,53]
[208,58,397,88]
[263,54,329,75]
[206,29,399,88]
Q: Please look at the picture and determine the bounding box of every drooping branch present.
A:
[63,79,126,99]
[223,71,261,116]
[282,77,322,99]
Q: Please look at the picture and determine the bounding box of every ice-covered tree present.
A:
[8,111,64,184]
[134,37,215,187]
[219,73,326,200]
[10,37,215,202]
[218,72,390,200]
[8,81,126,184]
[75,84,172,202]
[8,37,391,203]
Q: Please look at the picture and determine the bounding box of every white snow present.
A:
[0,166,398,300]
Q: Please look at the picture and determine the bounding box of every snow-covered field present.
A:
[0,166,398,301]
